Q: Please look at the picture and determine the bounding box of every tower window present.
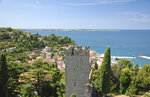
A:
[74,82,76,86]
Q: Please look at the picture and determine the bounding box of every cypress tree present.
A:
[0,54,8,97]
[99,47,111,95]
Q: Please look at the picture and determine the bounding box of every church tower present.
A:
[65,45,92,97]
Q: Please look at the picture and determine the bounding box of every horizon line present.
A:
[17,28,150,30]
[1,27,150,30]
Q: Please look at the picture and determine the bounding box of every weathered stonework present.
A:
[65,45,92,97]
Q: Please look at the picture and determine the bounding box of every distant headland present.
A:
[18,29,120,31]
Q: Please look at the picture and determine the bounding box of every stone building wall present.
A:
[65,45,92,97]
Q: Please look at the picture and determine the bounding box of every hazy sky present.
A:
[0,0,150,29]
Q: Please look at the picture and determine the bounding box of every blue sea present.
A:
[24,30,150,67]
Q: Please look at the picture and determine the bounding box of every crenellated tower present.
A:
[65,45,92,97]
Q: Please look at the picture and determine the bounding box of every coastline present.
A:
[95,52,136,65]
[24,30,150,66]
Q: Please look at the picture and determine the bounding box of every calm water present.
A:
[24,30,150,67]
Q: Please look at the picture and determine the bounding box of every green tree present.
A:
[92,70,100,83]
[111,59,133,93]
[112,59,133,79]
[49,67,61,97]
[57,72,65,97]
[92,70,101,96]
[99,47,111,95]
[7,62,23,97]
[134,64,139,72]
[94,62,98,70]
[27,59,47,96]
[70,93,76,97]
[22,59,61,97]
[0,54,8,97]
[119,68,131,94]
[125,64,139,95]
[21,84,37,97]
[136,64,150,95]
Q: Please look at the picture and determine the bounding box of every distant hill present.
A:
[18,29,120,31]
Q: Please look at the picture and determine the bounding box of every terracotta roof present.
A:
[19,71,51,83]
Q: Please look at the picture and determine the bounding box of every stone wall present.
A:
[65,45,92,97]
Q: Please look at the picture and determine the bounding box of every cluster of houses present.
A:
[27,46,107,71]
[27,46,65,71]
[19,46,65,83]
[89,50,103,69]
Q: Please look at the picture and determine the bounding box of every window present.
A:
[74,82,76,86]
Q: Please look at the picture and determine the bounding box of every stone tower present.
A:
[65,45,92,97]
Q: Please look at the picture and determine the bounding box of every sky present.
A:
[0,0,150,29]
